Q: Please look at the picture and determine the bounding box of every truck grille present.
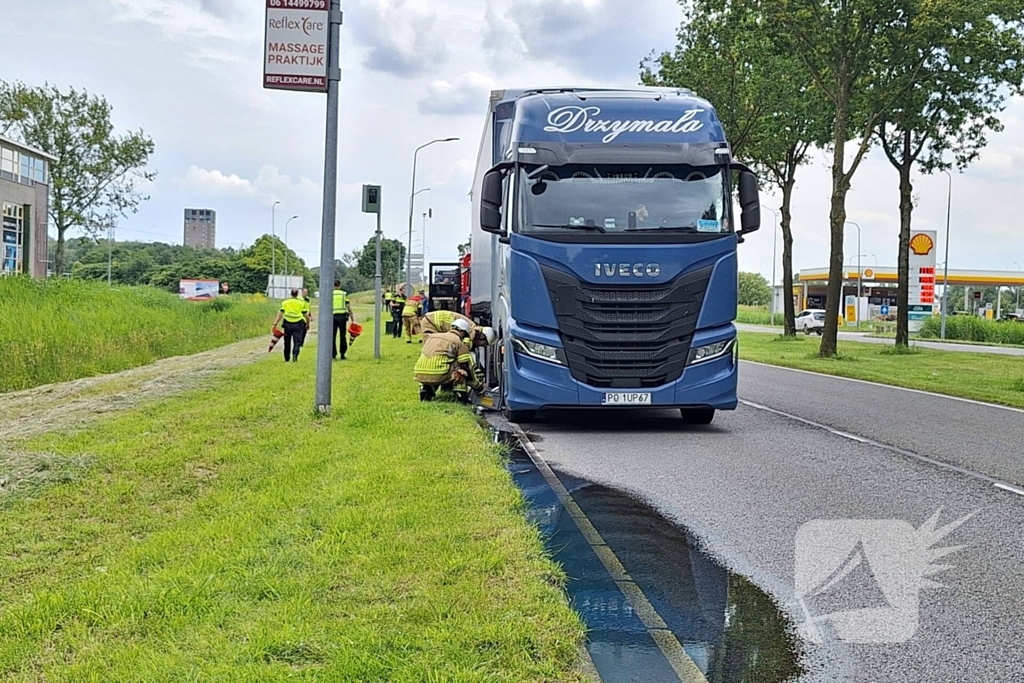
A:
[541,265,712,389]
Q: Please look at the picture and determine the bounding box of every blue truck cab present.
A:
[469,87,761,423]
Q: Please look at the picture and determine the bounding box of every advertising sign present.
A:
[907,230,937,332]
[263,0,329,93]
[179,279,220,301]
[845,295,857,324]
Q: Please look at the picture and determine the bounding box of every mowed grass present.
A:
[0,332,586,681]
[0,278,279,393]
[739,331,1024,409]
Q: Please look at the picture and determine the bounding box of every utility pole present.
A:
[761,205,778,326]
[107,224,114,286]
[313,0,343,413]
[285,215,298,277]
[407,140,456,295]
[271,200,280,296]
[363,184,382,359]
[940,171,953,339]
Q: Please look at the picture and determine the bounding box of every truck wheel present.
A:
[681,408,715,425]
[505,408,536,424]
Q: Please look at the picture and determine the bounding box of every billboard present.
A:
[907,231,937,332]
[180,279,220,300]
[263,0,329,93]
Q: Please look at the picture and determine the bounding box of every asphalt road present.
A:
[736,323,1024,356]
[519,364,1024,682]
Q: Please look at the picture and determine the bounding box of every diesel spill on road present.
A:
[505,443,801,682]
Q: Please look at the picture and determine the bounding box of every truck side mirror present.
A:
[737,170,760,234]
[480,162,513,235]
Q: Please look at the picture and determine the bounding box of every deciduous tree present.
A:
[1,83,156,275]
[876,7,1024,346]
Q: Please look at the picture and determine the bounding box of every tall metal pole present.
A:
[407,139,456,295]
[1013,261,1021,310]
[761,205,778,326]
[422,211,428,282]
[940,171,952,339]
[272,200,280,294]
[315,0,342,413]
[374,211,383,360]
[844,221,861,327]
[285,215,298,276]
[107,224,113,286]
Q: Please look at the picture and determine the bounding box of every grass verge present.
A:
[0,278,279,393]
[0,331,586,681]
[739,332,1024,409]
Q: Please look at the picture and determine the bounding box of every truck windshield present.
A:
[518,164,728,236]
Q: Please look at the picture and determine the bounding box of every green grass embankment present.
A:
[739,331,1024,409]
[0,331,587,681]
[0,278,279,393]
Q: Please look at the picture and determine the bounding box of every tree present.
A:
[738,271,772,306]
[0,82,156,275]
[876,9,1024,346]
[759,0,955,357]
[642,0,831,336]
[357,237,406,289]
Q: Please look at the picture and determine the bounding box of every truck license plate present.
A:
[602,393,652,406]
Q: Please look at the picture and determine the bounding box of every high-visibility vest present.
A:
[281,298,306,323]
[402,297,421,317]
[333,289,348,313]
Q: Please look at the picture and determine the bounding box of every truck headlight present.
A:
[511,336,566,366]
[688,339,735,365]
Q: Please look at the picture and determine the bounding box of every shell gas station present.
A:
[790,266,1024,321]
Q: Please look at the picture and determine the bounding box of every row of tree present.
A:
[63,235,317,294]
[643,0,1024,355]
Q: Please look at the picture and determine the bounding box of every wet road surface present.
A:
[508,447,801,682]
[510,363,1024,682]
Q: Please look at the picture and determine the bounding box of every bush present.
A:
[737,305,782,326]
[919,315,1024,345]
[0,278,279,393]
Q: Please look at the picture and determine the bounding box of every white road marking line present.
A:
[509,423,709,683]
[994,483,1024,498]
[739,399,1024,499]
[740,360,1024,415]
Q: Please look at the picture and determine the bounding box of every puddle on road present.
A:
[505,445,802,683]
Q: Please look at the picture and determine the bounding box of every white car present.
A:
[795,309,827,335]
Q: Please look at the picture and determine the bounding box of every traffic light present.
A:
[362,184,381,214]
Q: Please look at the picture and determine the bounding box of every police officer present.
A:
[414,318,490,403]
[331,280,355,360]
[273,289,310,362]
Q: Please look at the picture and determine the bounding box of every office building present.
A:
[1,134,54,278]
[184,208,216,249]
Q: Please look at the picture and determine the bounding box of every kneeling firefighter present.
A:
[414,318,495,403]
[420,309,497,346]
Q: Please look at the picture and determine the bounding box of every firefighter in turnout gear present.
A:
[401,294,423,344]
[414,318,487,403]
[421,310,497,349]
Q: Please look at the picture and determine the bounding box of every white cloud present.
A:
[107,0,250,42]
[182,165,321,204]
[347,0,449,77]
[419,72,494,116]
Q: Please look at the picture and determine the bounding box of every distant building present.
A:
[0,134,55,279]
[184,208,216,249]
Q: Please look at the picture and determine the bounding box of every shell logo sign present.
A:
[910,233,935,256]
[863,268,875,279]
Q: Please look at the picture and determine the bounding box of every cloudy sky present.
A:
[5,0,1024,280]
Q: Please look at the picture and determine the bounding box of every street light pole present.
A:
[845,221,861,326]
[940,170,952,339]
[761,205,779,326]
[271,200,281,296]
[1013,261,1021,310]
[284,215,298,276]
[407,139,457,296]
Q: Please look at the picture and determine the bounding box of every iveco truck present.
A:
[469,87,761,424]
